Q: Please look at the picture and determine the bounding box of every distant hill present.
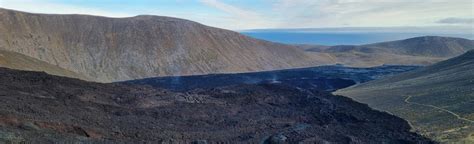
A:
[307,36,474,67]
[0,8,332,82]
[335,50,474,143]
[242,27,474,45]
[364,36,473,57]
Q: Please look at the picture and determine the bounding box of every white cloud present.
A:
[271,0,474,28]
[0,0,132,17]
[198,0,274,29]
[0,0,471,30]
[199,0,259,19]
[437,17,474,25]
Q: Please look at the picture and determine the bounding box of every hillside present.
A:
[335,50,474,143]
[365,36,474,57]
[307,36,474,67]
[319,36,474,57]
[0,67,432,143]
[0,50,90,80]
[1,8,472,82]
[0,8,333,82]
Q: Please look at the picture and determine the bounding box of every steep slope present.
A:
[307,36,474,67]
[0,50,90,80]
[0,67,432,143]
[335,50,474,143]
[2,8,471,82]
[0,8,333,82]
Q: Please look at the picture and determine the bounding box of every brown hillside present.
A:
[0,8,333,82]
[306,36,473,67]
[0,49,90,80]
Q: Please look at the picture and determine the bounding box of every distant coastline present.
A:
[241,27,473,45]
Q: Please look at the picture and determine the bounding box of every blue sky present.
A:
[0,0,473,31]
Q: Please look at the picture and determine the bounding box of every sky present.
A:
[0,0,473,31]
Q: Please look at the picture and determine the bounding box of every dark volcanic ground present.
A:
[122,65,419,91]
[0,67,432,143]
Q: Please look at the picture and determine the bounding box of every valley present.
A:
[122,65,418,91]
[1,8,472,82]
[0,67,432,143]
[0,6,472,144]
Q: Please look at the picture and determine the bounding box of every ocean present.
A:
[241,32,473,46]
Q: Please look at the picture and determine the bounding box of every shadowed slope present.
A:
[335,50,474,143]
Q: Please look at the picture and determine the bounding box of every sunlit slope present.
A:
[0,8,333,82]
[335,50,474,143]
[0,50,90,80]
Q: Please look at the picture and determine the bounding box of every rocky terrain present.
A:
[122,65,419,91]
[0,8,332,82]
[0,67,433,143]
[2,4,474,144]
[335,50,474,143]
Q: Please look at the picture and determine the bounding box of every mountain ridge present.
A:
[306,36,473,67]
[310,36,473,57]
[0,8,332,82]
[1,8,473,82]
[364,36,473,57]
